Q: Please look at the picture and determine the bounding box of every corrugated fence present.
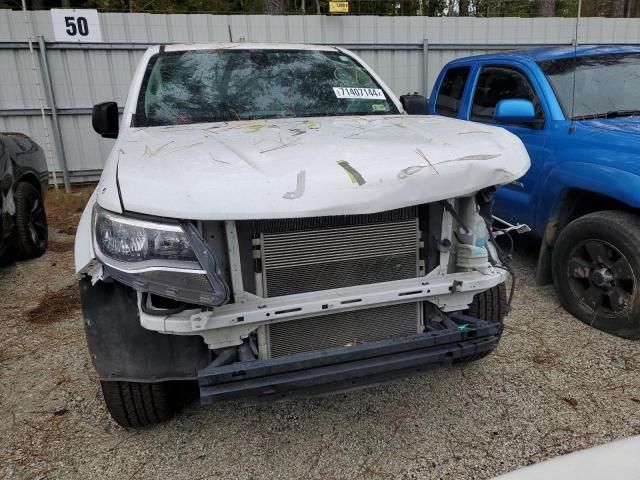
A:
[1,10,639,184]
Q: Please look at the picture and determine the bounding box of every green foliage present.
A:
[17,0,640,17]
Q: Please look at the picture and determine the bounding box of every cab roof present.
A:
[157,42,339,53]
[447,44,640,65]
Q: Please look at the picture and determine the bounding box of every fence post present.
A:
[37,35,71,193]
[422,38,429,97]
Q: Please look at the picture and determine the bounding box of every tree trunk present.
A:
[612,0,625,16]
[264,0,287,14]
[459,0,469,16]
[315,0,321,14]
[536,0,555,16]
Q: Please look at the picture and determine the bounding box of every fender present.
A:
[535,162,640,241]
[74,190,97,274]
[75,141,124,274]
[533,162,640,285]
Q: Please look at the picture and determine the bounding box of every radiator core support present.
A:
[254,215,423,359]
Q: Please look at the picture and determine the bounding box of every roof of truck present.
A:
[157,42,339,53]
[447,44,640,65]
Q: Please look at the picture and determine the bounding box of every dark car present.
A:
[0,132,49,261]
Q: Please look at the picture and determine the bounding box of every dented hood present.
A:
[113,115,530,220]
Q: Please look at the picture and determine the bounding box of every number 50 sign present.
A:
[51,9,103,42]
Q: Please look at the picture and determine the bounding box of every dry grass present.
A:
[45,185,94,236]
[26,284,81,325]
[47,239,75,253]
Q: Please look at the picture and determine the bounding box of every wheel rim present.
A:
[28,194,47,247]
[566,239,636,317]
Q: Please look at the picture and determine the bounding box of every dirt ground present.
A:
[1,189,639,480]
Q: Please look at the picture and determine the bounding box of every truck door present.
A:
[467,64,548,228]
[432,65,472,119]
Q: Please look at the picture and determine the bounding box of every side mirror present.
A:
[494,99,536,124]
[92,102,119,139]
[400,93,428,115]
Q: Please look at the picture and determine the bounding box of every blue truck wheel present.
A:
[552,211,640,340]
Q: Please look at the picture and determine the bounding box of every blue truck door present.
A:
[465,64,549,228]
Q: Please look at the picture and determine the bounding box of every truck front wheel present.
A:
[552,211,640,340]
[457,282,508,362]
[101,380,177,428]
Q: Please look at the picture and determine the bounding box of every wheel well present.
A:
[17,172,42,196]
[546,189,631,247]
[536,189,634,286]
[564,189,630,226]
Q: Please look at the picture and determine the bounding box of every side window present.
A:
[471,66,544,127]
[435,67,470,118]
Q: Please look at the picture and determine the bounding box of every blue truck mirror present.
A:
[494,99,535,124]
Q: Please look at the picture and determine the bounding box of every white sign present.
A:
[333,87,385,100]
[51,9,102,43]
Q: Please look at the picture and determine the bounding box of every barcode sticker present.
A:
[333,87,385,100]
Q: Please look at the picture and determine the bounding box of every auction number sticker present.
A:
[51,9,103,42]
[334,87,385,100]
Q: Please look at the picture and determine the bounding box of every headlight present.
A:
[92,206,228,306]
[94,207,197,265]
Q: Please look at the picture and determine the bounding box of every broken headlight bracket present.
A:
[181,220,230,304]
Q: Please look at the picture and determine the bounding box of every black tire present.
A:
[14,182,47,259]
[552,211,640,340]
[458,282,508,362]
[101,380,177,428]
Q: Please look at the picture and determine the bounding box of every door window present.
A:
[471,66,544,128]
[435,67,470,118]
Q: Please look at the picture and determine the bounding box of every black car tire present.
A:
[101,380,177,428]
[457,282,508,362]
[552,211,640,340]
[14,181,48,259]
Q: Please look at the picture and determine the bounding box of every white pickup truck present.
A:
[75,43,530,427]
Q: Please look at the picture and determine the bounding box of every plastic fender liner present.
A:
[79,278,210,382]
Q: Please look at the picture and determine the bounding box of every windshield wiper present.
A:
[573,109,640,120]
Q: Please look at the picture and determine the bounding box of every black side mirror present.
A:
[400,93,428,115]
[92,102,119,139]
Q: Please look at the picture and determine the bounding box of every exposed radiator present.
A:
[253,214,423,358]
[260,219,421,296]
[268,303,421,357]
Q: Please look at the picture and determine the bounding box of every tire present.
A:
[458,282,508,362]
[552,211,640,340]
[13,182,48,259]
[101,381,177,428]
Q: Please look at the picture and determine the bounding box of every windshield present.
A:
[538,53,640,120]
[135,49,399,126]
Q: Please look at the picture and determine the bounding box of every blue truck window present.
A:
[471,66,544,127]
[539,53,640,119]
[435,67,470,118]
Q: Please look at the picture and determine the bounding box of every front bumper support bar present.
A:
[198,313,500,404]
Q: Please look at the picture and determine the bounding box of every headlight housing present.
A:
[94,207,197,267]
[92,206,228,306]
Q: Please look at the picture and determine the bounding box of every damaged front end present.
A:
[78,188,511,402]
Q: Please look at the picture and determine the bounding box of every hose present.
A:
[476,187,516,311]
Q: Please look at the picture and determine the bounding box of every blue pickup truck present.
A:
[427,45,640,339]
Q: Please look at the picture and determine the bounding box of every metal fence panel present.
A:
[0,10,639,183]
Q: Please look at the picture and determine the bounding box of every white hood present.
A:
[110,115,530,220]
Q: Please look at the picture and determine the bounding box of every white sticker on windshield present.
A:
[333,87,385,100]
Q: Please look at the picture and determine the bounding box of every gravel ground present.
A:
[1,227,639,480]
